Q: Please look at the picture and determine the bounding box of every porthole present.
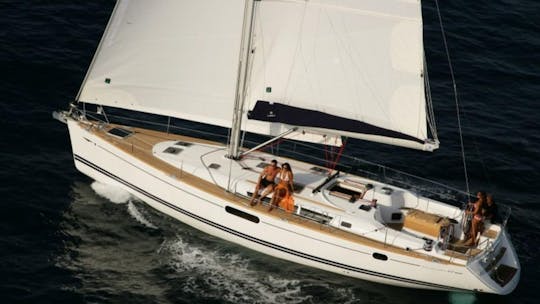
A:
[372,252,388,261]
[225,206,259,223]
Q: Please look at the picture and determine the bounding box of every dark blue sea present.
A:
[1,1,539,303]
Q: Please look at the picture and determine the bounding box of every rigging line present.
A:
[328,139,347,175]
[424,54,438,141]
[257,137,285,152]
[434,0,470,197]
[459,105,493,186]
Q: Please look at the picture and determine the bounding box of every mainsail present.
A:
[244,0,438,151]
[77,0,438,151]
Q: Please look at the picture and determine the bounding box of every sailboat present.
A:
[54,0,520,294]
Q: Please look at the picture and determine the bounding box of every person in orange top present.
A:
[269,162,294,212]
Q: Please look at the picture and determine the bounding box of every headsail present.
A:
[77,0,246,129]
[244,0,438,151]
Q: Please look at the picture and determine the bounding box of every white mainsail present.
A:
[77,0,437,151]
[245,0,436,150]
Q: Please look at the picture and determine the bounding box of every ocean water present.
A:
[1,1,539,303]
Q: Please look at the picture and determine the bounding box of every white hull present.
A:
[65,118,519,294]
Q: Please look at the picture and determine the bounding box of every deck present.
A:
[84,121,485,265]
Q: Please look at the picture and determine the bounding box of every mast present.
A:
[227,0,257,159]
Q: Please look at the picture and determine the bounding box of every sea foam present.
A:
[90,181,131,204]
[159,237,310,304]
[127,201,157,229]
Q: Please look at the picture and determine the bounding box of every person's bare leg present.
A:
[250,184,261,206]
[268,196,278,212]
[259,185,273,204]
[465,220,479,246]
[268,188,285,212]
[473,222,484,246]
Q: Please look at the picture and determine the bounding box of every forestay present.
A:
[244,0,438,151]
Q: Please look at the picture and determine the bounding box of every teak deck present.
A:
[85,121,477,265]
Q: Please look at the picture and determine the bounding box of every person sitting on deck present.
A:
[464,191,486,246]
[250,159,280,206]
[483,194,498,224]
[269,162,295,212]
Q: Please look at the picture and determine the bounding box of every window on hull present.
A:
[225,206,260,223]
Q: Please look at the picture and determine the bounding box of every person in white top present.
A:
[277,163,294,192]
[269,162,294,212]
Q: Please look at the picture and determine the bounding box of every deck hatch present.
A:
[208,163,221,169]
[107,127,133,138]
[163,147,182,155]
[329,183,362,202]
[174,141,193,147]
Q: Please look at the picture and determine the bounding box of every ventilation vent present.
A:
[175,141,193,147]
[163,147,182,155]
[341,221,352,228]
[208,163,221,169]
[107,127,132,138]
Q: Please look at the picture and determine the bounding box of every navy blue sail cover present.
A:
[247,100,424,144]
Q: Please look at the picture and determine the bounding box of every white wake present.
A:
[159,237,310,304]
[90,181,132,204]
[127,201,158,229]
